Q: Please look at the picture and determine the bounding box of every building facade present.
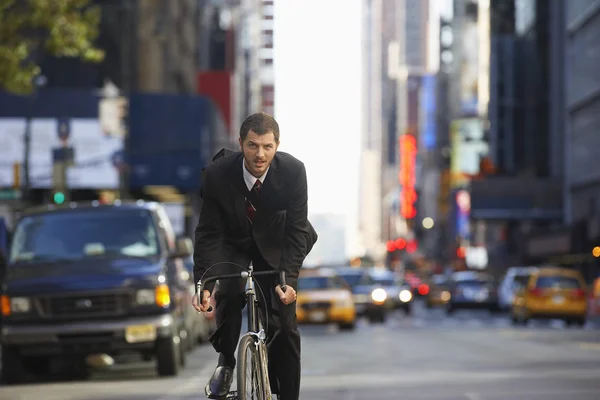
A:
[260,0,275,116]
[565,0,600,225]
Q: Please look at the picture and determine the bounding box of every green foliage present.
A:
[0,0,104,94]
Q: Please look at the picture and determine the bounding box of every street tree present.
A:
[0,0,104,94]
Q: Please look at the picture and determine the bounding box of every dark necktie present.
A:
[246,180,262,223]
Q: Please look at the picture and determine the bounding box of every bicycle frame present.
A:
[245,262,262,336]
[197,263,284,400]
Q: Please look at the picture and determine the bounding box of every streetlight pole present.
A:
[22,75,47,206]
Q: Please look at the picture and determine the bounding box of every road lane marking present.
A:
[369,389,600,400]
[576,342,600,351]
[298,367,600,390]
[157,357,218,400]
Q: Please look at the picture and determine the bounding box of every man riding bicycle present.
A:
[192,112,318,400]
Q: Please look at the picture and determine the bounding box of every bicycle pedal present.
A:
[225,391,237,399]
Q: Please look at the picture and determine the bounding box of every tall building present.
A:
[260,0,275,116]
[197,0,270,133]
[564,1,600,224]
[464,0,600,280]
[380,0,429,264]
[358,0,431,265]
[360,0,384,261]
[524,0,600,280]
[464,0,564,271]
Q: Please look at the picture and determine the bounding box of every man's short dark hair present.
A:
[239,112,280,143]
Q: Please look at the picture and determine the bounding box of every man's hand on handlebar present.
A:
[192,289,212,313]
[275,284,296,305]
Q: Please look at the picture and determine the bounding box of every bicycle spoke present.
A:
[244,344,261,399]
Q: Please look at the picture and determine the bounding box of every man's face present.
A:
[239,130,279,177]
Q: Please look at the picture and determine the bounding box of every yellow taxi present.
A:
[511,267,588,327]
[588,276,600,317]
[296,268,356,330]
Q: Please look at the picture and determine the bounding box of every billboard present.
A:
[419,74,436,151]
[0,118,122,189]
[450,118,488,189]
[460,1,480,116]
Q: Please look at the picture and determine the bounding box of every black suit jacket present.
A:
[193,150,318,292]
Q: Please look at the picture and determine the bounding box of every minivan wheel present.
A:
[156,335,181,377]
[1,345,25,384]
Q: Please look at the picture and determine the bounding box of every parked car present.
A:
[0,201,195,383]
[183,256,218,346]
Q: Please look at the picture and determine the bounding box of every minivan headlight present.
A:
[1,296,32,315]
[11,297,31,313]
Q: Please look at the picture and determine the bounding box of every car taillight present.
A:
[529,288,543,296]
[572,288,585,297]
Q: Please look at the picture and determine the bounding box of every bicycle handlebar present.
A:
[196,270,287,312]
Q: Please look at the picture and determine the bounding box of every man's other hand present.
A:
[275,285,297,305]
[192,289,212,312]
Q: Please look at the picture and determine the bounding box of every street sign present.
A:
[52,147,75,164]
[56,117,71,141]
[0,189,21,200]
[111,150,125,168]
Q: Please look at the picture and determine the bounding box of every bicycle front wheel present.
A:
[237,334,271,400]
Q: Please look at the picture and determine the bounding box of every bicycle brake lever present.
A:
[280,271,287,292]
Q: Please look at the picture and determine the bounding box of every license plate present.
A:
[309,311,326,322]
[475,290,488,302]
[125,324,157,343]
[552,295,565,304]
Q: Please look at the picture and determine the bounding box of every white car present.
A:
[498,266,539,310]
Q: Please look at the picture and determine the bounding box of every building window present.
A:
[262,4,274,17]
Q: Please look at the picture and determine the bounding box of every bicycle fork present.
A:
[245,262,267,343]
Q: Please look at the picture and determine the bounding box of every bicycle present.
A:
[196,262,288,400]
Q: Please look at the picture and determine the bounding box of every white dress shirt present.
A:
[242,160,269,191]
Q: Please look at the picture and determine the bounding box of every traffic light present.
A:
[53,191,65,204]
[439,18,453,73]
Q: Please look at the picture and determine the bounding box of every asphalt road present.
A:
[2,301,600,400]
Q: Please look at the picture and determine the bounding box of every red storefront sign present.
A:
[399,134,417,219]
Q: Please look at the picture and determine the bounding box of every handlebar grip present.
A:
[196,280,213,312]
[280,271,287,292]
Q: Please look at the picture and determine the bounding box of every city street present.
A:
[2,301,600,400]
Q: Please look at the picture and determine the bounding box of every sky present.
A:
[274,0,363,257]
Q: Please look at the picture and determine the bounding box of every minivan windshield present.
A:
[9,209,160,264]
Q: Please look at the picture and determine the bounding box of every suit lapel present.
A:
[256,158,281,206]
[228,154,250,230]
[228,153,284,229]
[250,155,283,228]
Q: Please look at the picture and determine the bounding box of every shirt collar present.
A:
[242,160,269,191]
